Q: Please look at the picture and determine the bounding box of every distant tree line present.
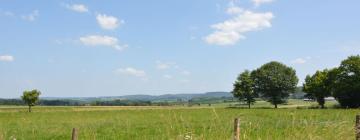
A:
[0,98,236,106]
[0,98,178,107]
[93,100,152,106]
[233,55,360,108]
[0,98,24,105]
[0,99,81,106]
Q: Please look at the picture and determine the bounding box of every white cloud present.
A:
[66,4,89,13]
[226,6,243,15]
[205,31,244,46]
[0,55,14,62]
[96,14,124,30]
[21,10,39,21]
[211,10,273,34]
[291,57,311,64]
[163,74,173,79]
[205,8,274,46]
[252,0,274,7]
[115,67,146,77]
[291,58,306,64]
[79,35,127,51]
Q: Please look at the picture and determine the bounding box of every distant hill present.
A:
[37,87,307,102]
[3,89,308,106]
[99,92,232,102]
[41,88,307,102]
[42,92,233,102]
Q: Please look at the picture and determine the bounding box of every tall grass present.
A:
[0,106,358,140]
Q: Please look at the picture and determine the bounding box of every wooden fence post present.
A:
[72,128,78,140]
[356,115,360,140]
[234,118,240,140]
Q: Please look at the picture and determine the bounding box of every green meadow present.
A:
[0,101,359,140]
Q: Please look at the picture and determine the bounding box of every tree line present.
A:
[0,97,171,112]
[7,89,167,112]
[6,55,360,111]
[233,55,360,108]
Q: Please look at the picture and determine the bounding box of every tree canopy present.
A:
[251,61,298,108]
[232,70,257,108]
[21,89,41,112]
[331,55,360,108]
[303,69,332,108]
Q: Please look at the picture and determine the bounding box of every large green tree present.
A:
[331,55,360,108]
[251,61,298,108]
[232,70,257,108]
[303,69,332,108]
[21,89,41,112]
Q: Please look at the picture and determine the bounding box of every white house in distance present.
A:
[325,97,335,101]
[303,97,335,101]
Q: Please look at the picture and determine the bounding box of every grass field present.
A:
[0,101,359,140]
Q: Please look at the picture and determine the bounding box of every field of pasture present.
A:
[0,101,359,140]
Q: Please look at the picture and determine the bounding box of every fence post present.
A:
[72,128,78,140]
[234,118,240,140]
[356,115,360,140]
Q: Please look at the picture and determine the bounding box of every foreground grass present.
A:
[0,106,358,140]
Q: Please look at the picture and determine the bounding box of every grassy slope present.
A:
[0,104,359,140]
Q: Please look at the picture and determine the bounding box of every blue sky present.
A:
[1,0,360,98]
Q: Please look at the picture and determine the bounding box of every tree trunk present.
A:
[28,105,31,112]
[317,97,325,109]
[274,104,278,109]
[248,102,251,109]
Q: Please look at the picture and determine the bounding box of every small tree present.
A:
[21,89,41,112]
[251,61,298,108]
[232,70,257,108]
[303,70,332,108]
